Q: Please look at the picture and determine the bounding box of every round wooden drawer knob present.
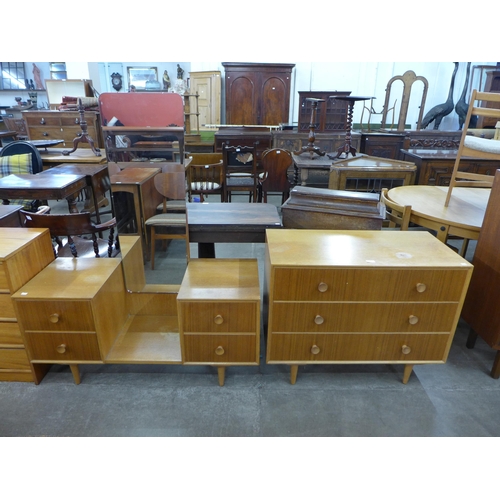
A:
[416,283,427,293]
[214,315,224,325]
[56,344,66,354]
[314,315,324,325]
[311,345,321,355]
[318,282,328,292]
[408,315,419,325]
[49,313,60,324]
[401,345,412,355]
[215,346,225,356]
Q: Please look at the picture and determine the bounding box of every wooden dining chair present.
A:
[445,90,500,207]
[222,144,259,202]
[145,170,190,270]
[20,206,118,258]
[187,160,224,202]
[258,148,294,203]
[380,188,411,230]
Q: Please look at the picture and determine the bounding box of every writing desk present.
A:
[110,167,161,254]
[0,173,87,213]
[387,185,490,245]
[187,202,282,258]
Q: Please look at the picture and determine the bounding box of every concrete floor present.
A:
[1,193,499,437]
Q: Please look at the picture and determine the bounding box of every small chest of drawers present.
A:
[265,229,473,384]
[177,259,260,386]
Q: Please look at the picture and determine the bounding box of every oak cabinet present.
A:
[222,62,295,126]
[265,229,473,384]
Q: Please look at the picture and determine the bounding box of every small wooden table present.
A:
[110,167,161,253]
[40,147,107,167]
[387,185,490,245]
[187,202,282,258]
[0,204,22,227]
[0,130,18,146]
[292,154,332,186]
[0,173,87,213]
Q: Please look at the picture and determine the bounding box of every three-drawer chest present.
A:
[264,229,473,384]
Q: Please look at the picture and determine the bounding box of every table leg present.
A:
[66,195,80,214]
[301,169,308,186]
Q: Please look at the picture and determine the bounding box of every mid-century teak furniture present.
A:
[264,229,473,384]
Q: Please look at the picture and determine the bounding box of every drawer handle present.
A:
[215,346,225,356]
[214,315,224,325]
[401,345,412,355]
[408,315,419,325]
[416,283,427,293]
[49,313,60,323]
[40,118,45,124]
[314,315,324,325]
[43,132,48,137]
[311,345,321,355]
[56,344,66,354]
[318,282,328,292]
[75,118,80,124]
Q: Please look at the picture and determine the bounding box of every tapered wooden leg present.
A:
[402,364,414,384]
[69,364,81,385]
[290,365,299,385]
[217,366,225,386]
[466,328,478,349]
[491,351,500,379]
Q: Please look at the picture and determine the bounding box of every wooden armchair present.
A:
[445,90,500,207]
[258,148,294,203]
[187,160,224,202]
[222,144,258,202]
[20,206,118,258]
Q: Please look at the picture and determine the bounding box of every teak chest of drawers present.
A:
[264,229,473,384]
[0,228,55,383]
[177,259,260,386]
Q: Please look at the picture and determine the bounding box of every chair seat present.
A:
[145,213,186,226]
[226,176,256,187]
[156,200,186,213]
[464,135,500,155]
[190,181,221,190]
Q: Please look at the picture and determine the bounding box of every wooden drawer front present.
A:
[25,332,101,361]
[0,264,8,289]
[180,302,257,333]
[183,334,257,363]
[16,301,94,332]
[273,268,467,302]
[271,302,459,333]
[0,321,23,346]
[0,294,15,318]
[61,117,96,127]
[0,347,31,369]
[268,333,450,362]
[28,127,63,140]
[25,115,61,126]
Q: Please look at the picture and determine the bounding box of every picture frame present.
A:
[127,66,159,90]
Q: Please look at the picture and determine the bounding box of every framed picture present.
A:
[127,66,159,90]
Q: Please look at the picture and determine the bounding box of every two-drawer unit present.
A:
[177,259,260,386]
[0,228,55,382]
[12,258,128,384]
[265,229,473,384]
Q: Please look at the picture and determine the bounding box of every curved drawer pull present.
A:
[310,345,321,355]
[408,315,419,325]
[401,345,412,355]
[214,314,224,325]
[56,344,66,354]
[215,346,225,356]
[318,282,328,293]
[314,315,324,325]
[49,313,60,324]
[416,283,427,293]
[40,118,45,124]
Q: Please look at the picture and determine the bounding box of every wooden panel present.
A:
[183,334,257,363]
[16,300,94,332]
[271,302,459,333]
[27,127,64,141]
[24,114,61,126]
[180,302,257,333]
[25,332,101,361]
[0,348,31,369]
[0,294,15,319]
[0,321,22,346]
[272,268,468,302]
[268,333,450,362]
[0,265,8,289]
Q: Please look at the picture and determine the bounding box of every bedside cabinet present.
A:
[177,259,260,386]
[12,258,128,384]
[0,228,55,383]
[265,229,473,384]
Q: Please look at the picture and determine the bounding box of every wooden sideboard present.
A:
[400,148,500,185]
[264,229,473,384]
[22,110,104,149]
[0,228,55,383]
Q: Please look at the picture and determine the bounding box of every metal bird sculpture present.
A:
[455,62,471,130]
[421,62,459,130]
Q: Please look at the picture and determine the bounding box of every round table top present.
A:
[388,185,490,232]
